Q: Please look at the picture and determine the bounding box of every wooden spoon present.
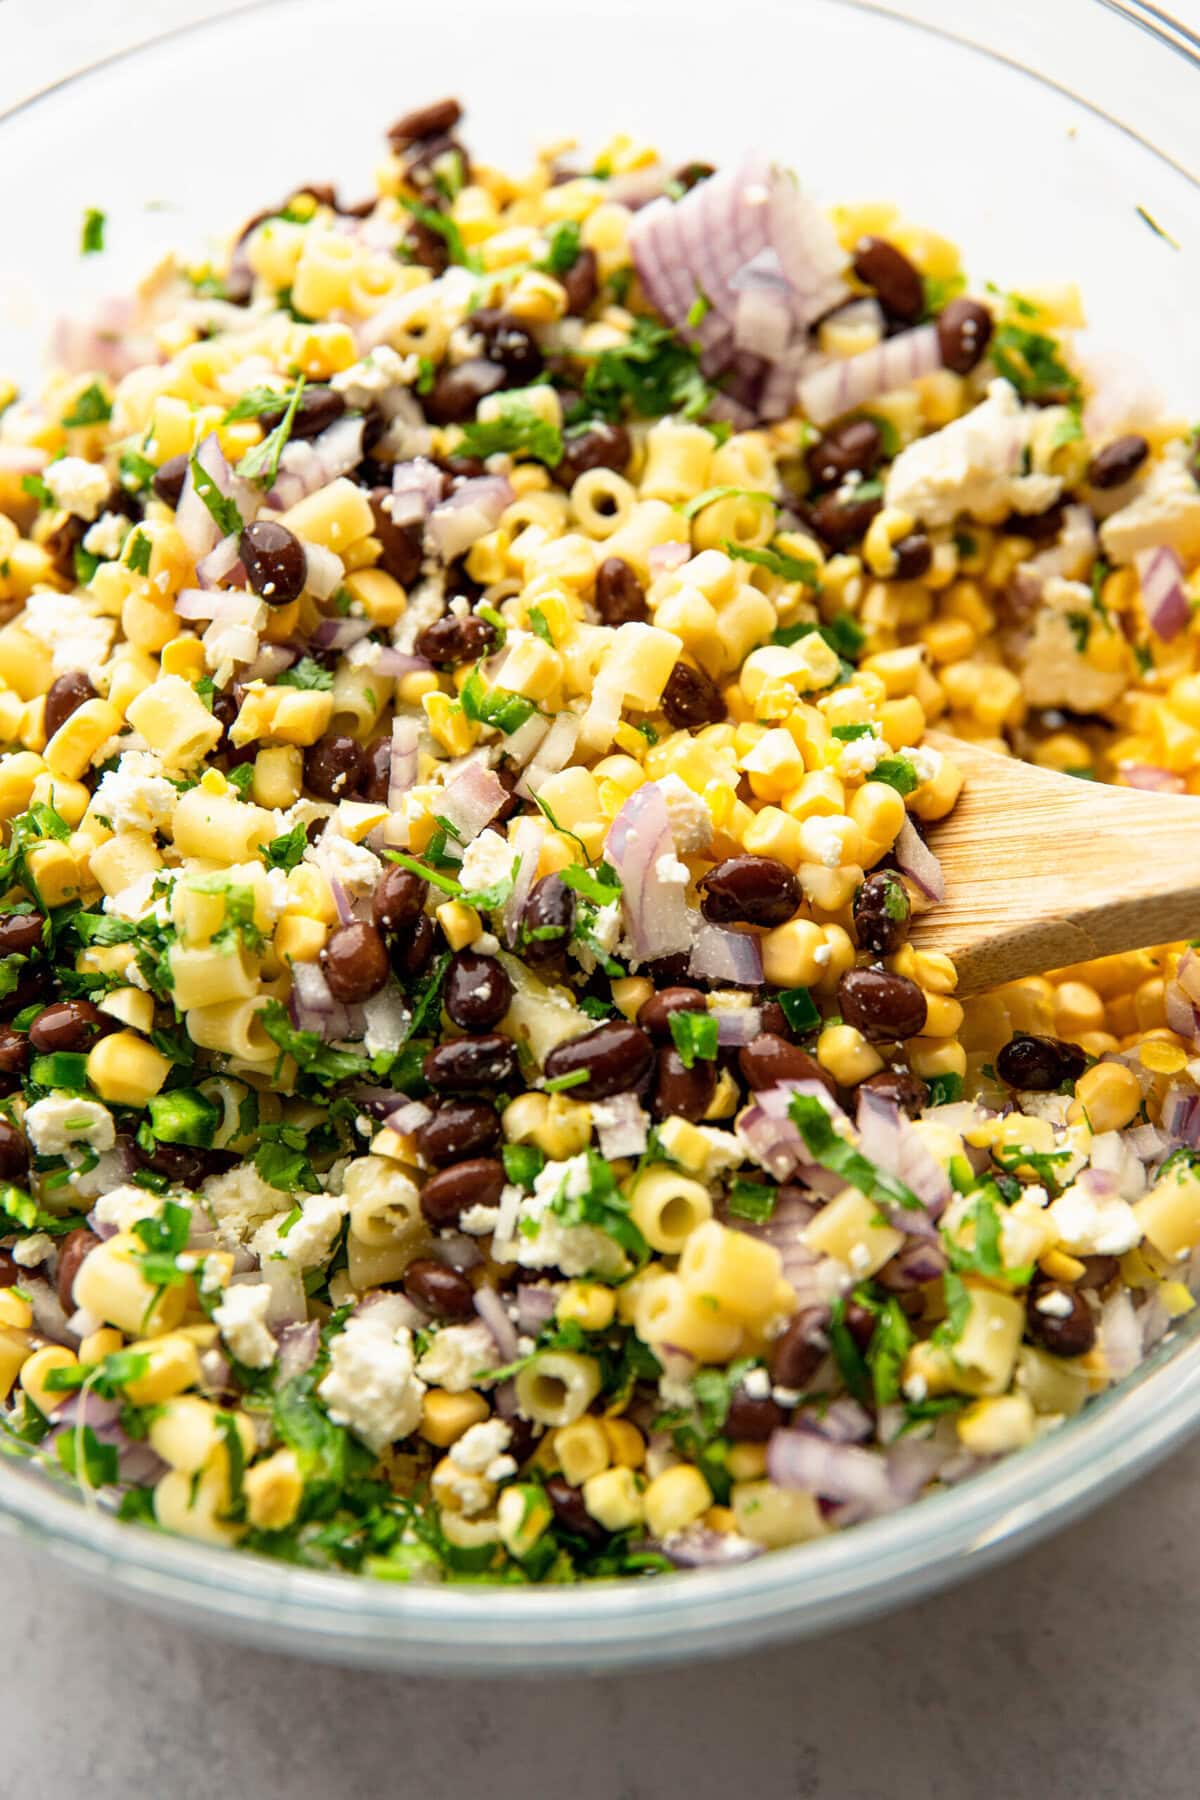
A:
[907,730,1199,997]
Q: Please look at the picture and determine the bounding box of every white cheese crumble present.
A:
[24,1095,115,1156]
[306,828,384,899]
[22,590,117,676]
[43,456,110,521]
[459,1203,502,1236]
[657,773,714,854]
[252,1191,345,1272]
[834,728,887,779]
[802,816,845,869]
[1100,442,1200,566]
[82,510,131,561]
[331,346,419,410]
[491,1154,626,1279]
[201,1162,294,1247]
[452,1418,512,1474]
[91,751,177,835]
[11,1232,53,1267]
[318,1296,426,1451]
[1046,1181,1142,1257]
[884,378,1062,527]
[457,827,515,897]
[415,1319,500,1392]
[213,1282,278,1369]
[362,985,410,1057]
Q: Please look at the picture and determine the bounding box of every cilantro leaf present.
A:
[537,220,582,276]
[265,824,309,872]
[724,541,819,586]
[990,319,1080,403]
[276,657,334,691]
[788,1092,923,1211]
[261,999,374,1085]
[680,485,776,522]
[727,1178,776,1223]
[188,452,244,538]
[80,208,106,255]
[576,317,712,423]
[459,399,563,468]
[237,377,306,487]
[668,1009,718,1069]
[61,383,112,428]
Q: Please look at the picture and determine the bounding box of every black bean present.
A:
[698,855,800,928]
[1078,1255,1120,1292]
[322,922,390,1003]
[562,247,599,315]
[0,912,44,958]
[805,418,883,491]
[239,520,307,604]
[403,133,471,198]
[405,1257,476,1320]
[995,1032,1087,1092]
[0,1117,28,1182]
[593,556,647,626]
[44,672,96,742]
[521,875,576,976]
[545,1473,605,1541]
[357,735,393,804]
[768,1307,828,1390]
[555,422,631,486]
[151,453,189,509]
[391,911,438,979]
[420,1156,506,1228]
[387,98,463,148]
[673,161,715,193]
[42,512,86,583]
[843,1299,877,1353]
[0,1025,28,1097]
[1003,500,1064,545]
[424,358,507,426]
[838,967,928,1042]
[644,953,694,988]
[853,870,911,957]
[468,310,544,385]
[859,1068,930,1118]
[373,865,429,935]
[542,1020,655,1102]
[1088,434,1150,490]
[304,734,363,801]
[1026,1281,1096,1358]
[258,385,344,441]
[652,1046,716,1122]
[724,1385,785,1442]
[738,1035,838,1101]
[55,1227,100,1312]
[416,1100,500,1167]
[403,217,450,275]
[852,236,924,323]
[414,612,496,666]
[444,952,512,1032]
[661,660,725,729]
[936,298,993,374]
[893,532,933,581]
[423,1033,518,1093]
[807,488,882,552]
[0,962,54,1022]
[636,986,707,1043]
[140,1139,215,1188]
[368,488,426,587]
[28,1000,114,1055]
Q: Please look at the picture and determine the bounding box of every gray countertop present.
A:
[4,1434,1200,1798]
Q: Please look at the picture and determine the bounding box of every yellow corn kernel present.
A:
[643,1464,712,1538]
[921,616,978,664]
[243,1448,304,1532]
[120,1333,202,1406]
[19,1345,77,1416]
[78,1326,123,1364]
[1067,1061,1142,1134]
[274,914,327,964]
[602,1418,646,1468]
[731,1480,825,1548]
[497,1481,554,1559]
[0,1290,33,1331]
[817,1022,884,1085]
[1053,980,1105,1041]
[556,1281,616,1332]
[423,691,477,758]
[922,993,965,1038]
[877,695,926,748]
[741,806,805,868]
[86,1031,171,1107]
[956,1393,1036,1455]
[726,1442,769,1482]
[583,1465,645,1533]
[420,1388,490,1449]
[154,1465,242,1547]
[436,899,482,951]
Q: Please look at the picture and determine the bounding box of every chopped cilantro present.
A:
[925,1071,963,1108]
[276,657,334,691]
[832,723,872,741]
[264,823,308,872]
[237,377,306,487]
[57,1425,118,1489]
[990,319,1080,404]
[397,197,482,272]
[686,288,711,328]
[543,1069,590,1093]
[80,208,106,255]
[788,1092,923,1212]
[502,1143,545,1187]
[935,1269,972,1345]
[668,1009,718,1069]
[380,849,463,900]
[255,1122,321,1194]
[130,1199,192,1292]
[575,317,712,423]
[459,398,563,469]
[723,541,819,587]
[544,1149,649,1276]
[827,1296,871,1405]
[537,220,582,276]
[125,528,152,576]
[528,606,554,645]
[188,451,244,538]
[772,612,865,662]
[260,999,378,1086]
[727,1179,776,1223]
[944,1187,1031,1286]
[557,862,622,906]
[680,485,776,522]
[61,383,112,428]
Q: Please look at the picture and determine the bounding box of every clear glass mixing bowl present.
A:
[0,0,1197,1674]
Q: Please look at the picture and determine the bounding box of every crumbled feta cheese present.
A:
[91,751,177,835]
[362,985,410,1057]
[22,590,117,676]
[331,346,419,410]
[1018,579,1129,712]
[1047,1181,1142,1256]
[1100,442,1200,566]
[743,1367,771,1399]
[213,1282,278,1369]
[452,1418,512,1474]
[1035,1289,1074,1319]
[318,1296,426,1451]
[393,576,446,654]
[457,828,515,897]
[657,773,714,854]
[24,1095,115,1156]
[885,379,1062,527]
[252,1191,345,1271]
[693,1126,746,1182]
[345,637,382,670]
[491,1155,626,1279]
[306,828,383,898]
[201,1162,294,1246]
[459,1203,501,1236]
[802,816,844,869]
[654,851,690,889]
[82,510,131,561]
[906,745,943,787]
[92,1183,161,1231]
[834,729,887,779]
[415,1319,500,1392]
[43,456,110,521]
[11,1232,52,1267]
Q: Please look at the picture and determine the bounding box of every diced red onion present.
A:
[257,1261,307,1328]
[885,1435,953,1502]
[329,874,355,927]
[277,1320,320,1385]
[736,1081,843,1188]
[594,1092,650,1160]
[733,275,795,361]
[688,921,762,987]
[503,814,545,946]
[1097,1290,1141,1381]
[375,648,435,678]
[767,1428,893,1508]
[518,714,579,798]
[798,325,941,427]
[648,541,691,576]
[894,815,945,904]
[84,1206,120,1242]
[713,1006,763,1047]
[388,716,421,809]
[51,298,158,382]
[516,1283,559,1335]
[426,476,514,562]
[195,532,244,590]
[311,616,373,652]
[856,1087,949,1219]
[474,1284,519,1361]
[1160,1081,1200,1139]
[797,1395,874,1444]
[267,416,365,511]
[242,643,298,682]
[0,444,48,477]
[604,167,670,209]
[1121,763,1185,793]
[1178,949,1200,1006]
[174,586,223,621]
[22,1277,76,1347]
[1164,984,1200,1043]
[302,541,345,602]
[877,1235,947,1289]
[1136,544,1189,641]
[389,456,446,526]
[662,1526,762,1567]
[383,1098,433,1134]
[1128,1122,1170,1161]
[438,761,509,841]
[289,961,353,1040]
[424,1233,484,1273]
[606,782,695,963]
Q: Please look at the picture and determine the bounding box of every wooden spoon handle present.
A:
[907,733,1200,996]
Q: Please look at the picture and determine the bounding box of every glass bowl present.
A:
[0,0,1198,1674]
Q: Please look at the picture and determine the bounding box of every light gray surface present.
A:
[4,1433,1200,1798]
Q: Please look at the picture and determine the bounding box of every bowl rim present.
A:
[1,0,1199,1673]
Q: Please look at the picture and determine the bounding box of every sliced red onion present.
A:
[1097,1289,1141,1381]
[438,761,509,841]
[375,648,435,678]
[195,532,244,590]
[885,1435,953,1502]
[734,279,796,360]
[798,325,941,427]
[311,616,373,652]
[174,587,223,621]
[424,1233,484,1273]
[856,1087,950,1219]
[329,874,355,927]
[688,921,762,987]
[289,961,353,1040]
[383,1098,433,1134]
[1128,1122,1170,1161]
[594,1092,650,1160]
[605,166,670,209]
[51,298,158,382]
[736,1083,845,1189]
[503,814,545,946]
[713,1006,763,1047]
[242,642,299,682]
[84,1206,120,1242]
[1164,984,1200,1043]
[267,416,365,511]
[388,716,421,810]
[23,1277,76,1347]
[50,1391,121,1433]
[1178,949,1200,1006]
[277,1320,320,1384]
[390,456,446,526]
[606,782,695,963]
[258,1261,307,1328]
[797,1395,874,1444]
[1121,763,1185,793]
[662,1526,762,1567]
[877,1235,947,1289]
[426,476,514,563]
[516,1283,559,1335]
[517,713,579,798]
[767,1428,893,1509]
[648,541,691,576]
[1136,544,1189,640]
[474,1284,519,1361]
[894,815,945,904]
[1160,1081,1200,1138]
[302,541,346,603]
